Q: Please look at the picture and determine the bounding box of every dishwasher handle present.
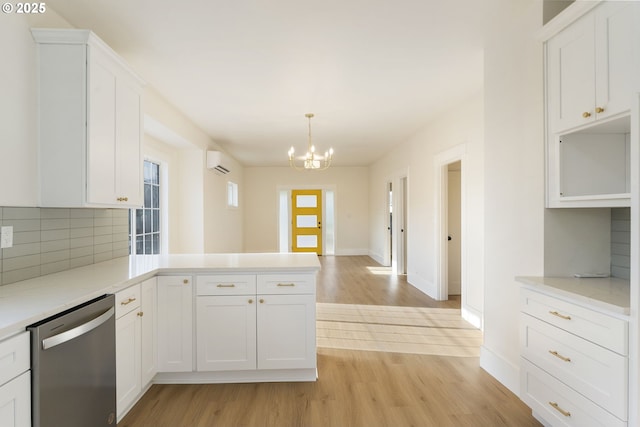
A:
[41,307,115,350]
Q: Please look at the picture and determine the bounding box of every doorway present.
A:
[434,144,465,301]
[384,176,408,275]
[435,145,480,328]
[447,162,461,295]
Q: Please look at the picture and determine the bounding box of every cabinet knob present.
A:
[137,311,144,317]
[582,111,591,118]
[183,279,189,284]
[595,106,605,114]
[248,299,253,304]
[259,299,265,304]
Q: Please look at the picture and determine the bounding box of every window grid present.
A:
[130,160,161,254]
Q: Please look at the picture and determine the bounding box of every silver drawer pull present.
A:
[120,297,136,305]
[548,310,571,320]
[548,350,571,363]
[277,283,296,287]
[217,284,236,288]
[548,402,571,417]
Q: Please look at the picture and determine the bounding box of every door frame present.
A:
[397,176,408,275]
[383,170,409,274]
[434,144,466,300]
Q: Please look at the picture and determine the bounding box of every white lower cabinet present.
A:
[115,277,157,421]
[157,276,193,372]
[195,273,317,379]
[140,278,157,385]
[520,287,628,426]
[197,295,257,371]
[0,332,30,427]
[116,300,141,419]
[0,372,30,427]
[257,294,316,370]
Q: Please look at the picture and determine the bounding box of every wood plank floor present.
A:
[120,256,541,427]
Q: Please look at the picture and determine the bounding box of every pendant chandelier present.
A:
[288,113,334,171]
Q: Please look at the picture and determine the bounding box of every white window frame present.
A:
[130,160,163,254]
[227,181,239,208]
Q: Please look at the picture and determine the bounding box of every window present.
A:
[227,181,239,208]
[130,160,161,254]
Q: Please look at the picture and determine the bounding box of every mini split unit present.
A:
[206,151,231,174]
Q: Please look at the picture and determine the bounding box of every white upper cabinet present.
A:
[544,2,639,208]
[547,2,639,134]
[32,29,144,208]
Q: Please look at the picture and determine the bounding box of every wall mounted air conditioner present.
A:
[206,151,231,174]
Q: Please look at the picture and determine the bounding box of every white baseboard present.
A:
[479,345,520,396]
[407,273,438,299]
[461,307,482,329]
[368,250,384,265]
[334,248,369,256]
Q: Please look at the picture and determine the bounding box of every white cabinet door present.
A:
[257,294,316,370]
[87,47,118,206]
[140,278,157,386]
[157,276,193,372]
[547,11,595,133]
[196,296,257,371]
[0,372,30,427]
[115,77,143,207]
[594,1,640,123]
[116,309,141,419]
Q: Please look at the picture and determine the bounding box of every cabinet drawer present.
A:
[115,284,141,319]
[521,358,626,427]
[197,275,256,296]
[0,332,29,388]
[521,288,627,354]
[521,313,627,419]
[257,274,315,295]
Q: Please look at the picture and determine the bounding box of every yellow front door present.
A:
[291,189,322,255]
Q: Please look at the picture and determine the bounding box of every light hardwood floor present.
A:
[120,256,541,427]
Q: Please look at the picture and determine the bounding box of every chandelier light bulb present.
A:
[287,113,334,171]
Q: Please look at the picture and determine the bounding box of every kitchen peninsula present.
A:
[0,252,320,422]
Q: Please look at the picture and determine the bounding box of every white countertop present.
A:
[0,253,320,340]
[516,276,630,316]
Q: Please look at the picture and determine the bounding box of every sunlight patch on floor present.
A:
[316,303,482,357]
[365,266,393,275]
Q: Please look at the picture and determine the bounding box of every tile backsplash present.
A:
[0,207,130,286]
[611,207,630,280]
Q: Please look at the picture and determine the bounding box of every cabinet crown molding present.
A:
[31,28,145,86]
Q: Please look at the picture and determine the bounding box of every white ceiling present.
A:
[44,0,489,167]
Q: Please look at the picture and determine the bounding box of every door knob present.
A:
[448,235,452,241]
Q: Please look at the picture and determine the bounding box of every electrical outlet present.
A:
[1,226,13,248]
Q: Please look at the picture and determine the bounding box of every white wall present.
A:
[143,87,244,254]
[369,92,484,323]
[243,167,368,254]
[204,157,244,254]
[481,0,544,393]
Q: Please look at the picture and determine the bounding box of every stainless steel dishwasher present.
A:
[28,294,117,427]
